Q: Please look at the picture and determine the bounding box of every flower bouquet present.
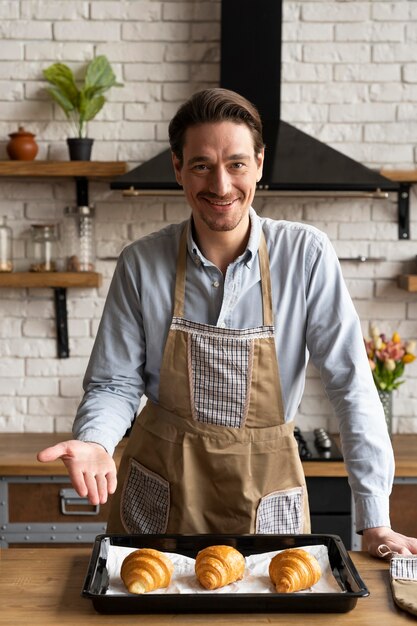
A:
[364,324,416,391]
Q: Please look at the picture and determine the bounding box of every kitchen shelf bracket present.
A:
[397,183,411,240]
[75,177,89,206]
[53,287,69,359]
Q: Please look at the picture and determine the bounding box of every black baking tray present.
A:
[82,533,369,614]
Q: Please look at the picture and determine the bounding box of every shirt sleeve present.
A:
[72,249,146,456]
[304,233,394,532]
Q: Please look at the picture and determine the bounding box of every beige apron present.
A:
[107,225,310,535]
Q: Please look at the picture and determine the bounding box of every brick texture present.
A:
[0,0,416,435]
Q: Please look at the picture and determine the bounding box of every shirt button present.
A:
[212,280,220,288]
[219,322,227,328]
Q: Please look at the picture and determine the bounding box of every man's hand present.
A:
[363,526,417,557]
[37,440,117,506]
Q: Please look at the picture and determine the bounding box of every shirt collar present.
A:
[186,207,261,269]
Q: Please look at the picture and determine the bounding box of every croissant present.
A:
[120,548,174,594]
[269,548,321,593]
[195,545,245,590]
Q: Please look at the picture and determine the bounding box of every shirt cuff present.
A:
[73,428,117,457]
[354,495,391,533]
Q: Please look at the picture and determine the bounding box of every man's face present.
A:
[172,121,264,234]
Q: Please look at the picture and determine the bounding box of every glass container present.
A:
[63,205,95,271]
[0,215,13,272]
[29,223,58,272]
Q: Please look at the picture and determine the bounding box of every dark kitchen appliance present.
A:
[295,427,343,461]
[82,533,369,614]
[111,0,399,198]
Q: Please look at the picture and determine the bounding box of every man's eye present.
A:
[192,164,209,171]
[231,162,245,169]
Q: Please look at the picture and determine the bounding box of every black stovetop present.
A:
[295,427,343,461]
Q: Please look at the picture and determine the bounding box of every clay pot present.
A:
[7,126,39,160]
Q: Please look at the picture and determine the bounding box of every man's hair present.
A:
[168,88,264,163]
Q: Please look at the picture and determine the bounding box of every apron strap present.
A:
[172,224,188,318]
[172,221,274,326]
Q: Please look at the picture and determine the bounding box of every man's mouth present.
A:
[201,196,238,207]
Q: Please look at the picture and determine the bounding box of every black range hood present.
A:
[111,0,406,226]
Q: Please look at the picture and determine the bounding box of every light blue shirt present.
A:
[73,208,394,532]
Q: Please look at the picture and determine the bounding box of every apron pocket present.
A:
[256,487,304,534]
[120,458,170,534]
[188,333,254,428]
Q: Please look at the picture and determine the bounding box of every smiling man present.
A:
[38,88,417,558]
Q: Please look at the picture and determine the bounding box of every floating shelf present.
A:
[380,169,417,183]
[0,160,127,179]
[0,160,128,206]
[0,272,102,358]
[398,275,417,292]
[0,271,102,289]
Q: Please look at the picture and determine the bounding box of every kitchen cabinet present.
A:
[2,434,416,549]
[0,160,126,357]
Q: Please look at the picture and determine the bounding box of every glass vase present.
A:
[377,389,393,437]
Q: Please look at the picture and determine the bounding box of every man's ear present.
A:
[171,152,183,186]
[256,148,265,182]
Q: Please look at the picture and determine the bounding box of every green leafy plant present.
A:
[43,55,122,138]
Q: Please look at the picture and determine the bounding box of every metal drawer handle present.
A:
[60,488,100,516]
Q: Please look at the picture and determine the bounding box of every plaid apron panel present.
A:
[255,487,304,534]
[173,319,275,428]
[391,556,417,581]
[120,458,170,534]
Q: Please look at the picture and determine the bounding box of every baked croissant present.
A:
[120,548,174,594]
[269,548,321,593]
[195,545,245,590]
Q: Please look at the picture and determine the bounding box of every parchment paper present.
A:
[105,544,342,595]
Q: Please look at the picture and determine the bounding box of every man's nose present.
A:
[208,167,231,196]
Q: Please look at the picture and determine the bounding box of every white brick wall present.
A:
[0,0,417,435]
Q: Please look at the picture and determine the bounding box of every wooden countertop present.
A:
[1,433,416,478]
[0,547,414,625]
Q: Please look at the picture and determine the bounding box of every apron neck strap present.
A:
[173,222,273,326]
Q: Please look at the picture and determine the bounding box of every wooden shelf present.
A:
[0,160,127,179]
[398,275,417,292]
[380,169,417,182]
[0,272,102,289]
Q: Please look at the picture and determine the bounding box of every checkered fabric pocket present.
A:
[390,555,417,581]
[178,319,274,428]
[120,459,170,534]
[255,487,304,534]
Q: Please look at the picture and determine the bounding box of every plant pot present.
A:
[67,137,94,161]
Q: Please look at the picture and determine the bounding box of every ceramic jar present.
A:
[7,126,38,161]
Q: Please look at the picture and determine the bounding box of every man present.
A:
[38,88,417,557]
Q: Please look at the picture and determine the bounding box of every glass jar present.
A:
[63,205,95,271]
[0,216,13,272]
[29,224,58,272]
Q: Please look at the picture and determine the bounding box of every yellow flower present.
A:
[392,331,401,343]
[403,353,416,364]
[384,359,396,371]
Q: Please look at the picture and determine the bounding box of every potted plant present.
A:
[42,55,122,160]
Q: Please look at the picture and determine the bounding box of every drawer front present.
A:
[390,483,417,537]
[8,482,111,523]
